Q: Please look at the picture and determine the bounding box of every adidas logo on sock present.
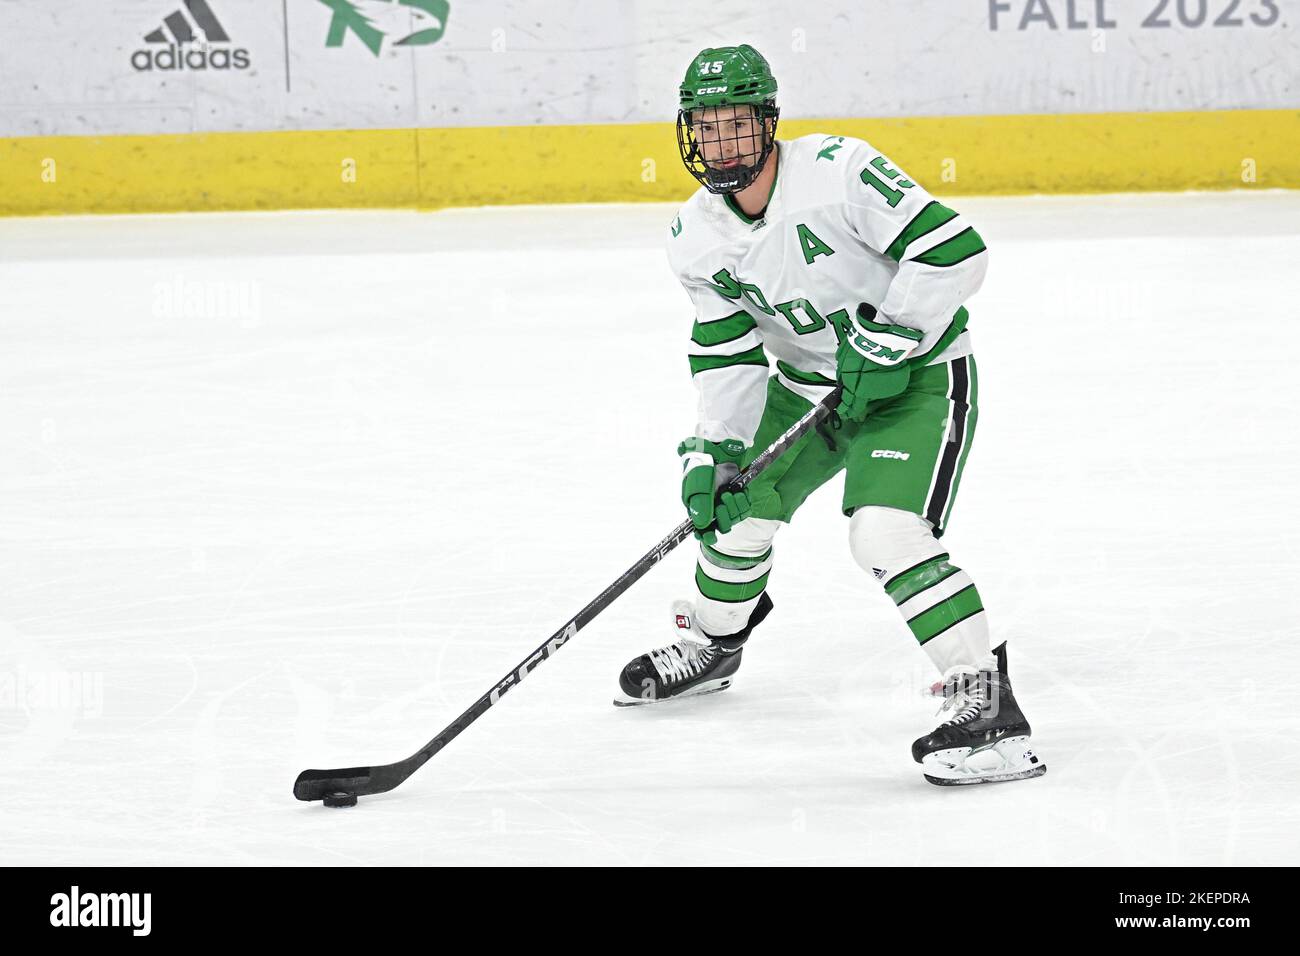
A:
[131,0,250,72]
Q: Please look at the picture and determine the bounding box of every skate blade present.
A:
[611,680,732,708]
[923,761,1047,786]
[921,737,1047,786]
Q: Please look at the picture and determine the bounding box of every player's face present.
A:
[691,105,765,171]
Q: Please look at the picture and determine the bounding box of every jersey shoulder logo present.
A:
[670,215,682,238]
[816,136,845,162]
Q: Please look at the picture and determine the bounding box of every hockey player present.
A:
[616,45,1045,786]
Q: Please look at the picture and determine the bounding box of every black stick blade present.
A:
[294,760,416,801]
[293,767,374,802]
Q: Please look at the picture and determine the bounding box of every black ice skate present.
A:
[613,594,772,706]
[912,643,1046,786]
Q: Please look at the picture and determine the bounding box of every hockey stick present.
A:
[293,385,844,806]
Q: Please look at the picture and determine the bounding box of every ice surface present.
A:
[1,193,1297,865]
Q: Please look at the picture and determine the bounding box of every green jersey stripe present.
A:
[692,310,758,348]
[688,345,769,376]
[775,360,836,387]
[695,564,771,603]
[912,227,988,268]
[885,200,959,262]
[906,583,985,644]
[701,543,772,571]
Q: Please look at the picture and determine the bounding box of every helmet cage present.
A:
[676,102,780,195]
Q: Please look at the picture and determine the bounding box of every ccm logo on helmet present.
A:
[696,85,729,94]
[871,449,910,460]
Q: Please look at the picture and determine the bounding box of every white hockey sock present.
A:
[848,506,993,674]
[693,517,780,638]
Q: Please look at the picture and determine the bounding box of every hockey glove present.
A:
[834,303,924,422]
[677,437,752,545]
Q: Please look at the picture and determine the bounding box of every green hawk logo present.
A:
[320,0,450,55]
[817,136,845,162]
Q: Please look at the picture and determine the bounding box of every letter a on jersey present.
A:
[796,223,835,265]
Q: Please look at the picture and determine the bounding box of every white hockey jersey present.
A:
[667,134,989,445]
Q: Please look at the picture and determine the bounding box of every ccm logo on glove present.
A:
[834,303,924,421]
[843,307,923,367]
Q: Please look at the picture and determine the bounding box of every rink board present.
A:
[1,108,1297,216]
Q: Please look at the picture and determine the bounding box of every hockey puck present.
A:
[323,791,358,808]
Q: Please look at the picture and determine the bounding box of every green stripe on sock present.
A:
[890,561,961,606]
[692,310,758,348]
[884,553,950,598]
[702,543,772,571]
[906,583,985,644]
[912,227,987,268]
[689,345,769,376]
[695,564,770,603]
[885,201,958,262]
[776,360,835,387]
